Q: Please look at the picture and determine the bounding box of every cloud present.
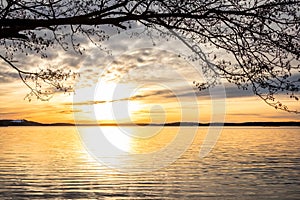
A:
[57,109,82,114]
[0,71,19,83]
[122,84,254,101]
[0,112,18,116]
[98,48,206,85]
[227,110,300,121]
[64,100,107,106]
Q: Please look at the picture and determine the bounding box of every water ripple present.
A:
[0,126,299,199]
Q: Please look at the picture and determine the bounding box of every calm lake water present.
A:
[0,126,299,199]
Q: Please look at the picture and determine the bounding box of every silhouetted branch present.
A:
[0,0,299,112]
[0,54,77,101]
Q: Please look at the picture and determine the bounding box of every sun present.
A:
[93,81,142,123]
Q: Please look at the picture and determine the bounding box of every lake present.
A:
[0,126,299,199]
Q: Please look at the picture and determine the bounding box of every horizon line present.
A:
[0,119,299,127]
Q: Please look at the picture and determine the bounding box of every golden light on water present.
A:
[1,126,300,198]
[102,127,132,152]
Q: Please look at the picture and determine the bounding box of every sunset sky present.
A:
[0,26,299,124]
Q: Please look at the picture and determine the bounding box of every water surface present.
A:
[0,126,299,199]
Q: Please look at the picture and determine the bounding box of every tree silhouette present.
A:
[0,0,299,112]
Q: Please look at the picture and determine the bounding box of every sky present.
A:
[0,25,299,124]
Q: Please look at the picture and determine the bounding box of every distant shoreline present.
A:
[0,119,299,127]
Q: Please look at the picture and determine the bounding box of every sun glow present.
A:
[93,81,142,123]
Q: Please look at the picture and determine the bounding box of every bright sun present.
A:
[93,81,142,123]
